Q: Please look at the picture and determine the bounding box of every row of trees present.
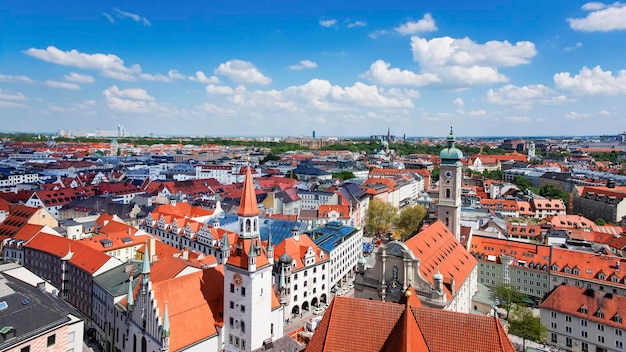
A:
[364,199,427,240]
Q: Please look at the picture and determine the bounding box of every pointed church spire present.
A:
[126,273,134,310]
[237,165,259,217]
[162,301,170,337]
[142,242,151,286]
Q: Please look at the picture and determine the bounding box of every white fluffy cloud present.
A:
[453,98,464,108]
[102,85,174,114]
[319,19,337,28]
[554,66,626,95]
[394,14,437,35]
[486,84,571,107]
[24,46,141,81]
[45,80,81,90]
[568,2,626,32]
[0,74,33,83]
[289,60,318,71]
[64,72,95,83]
[104,85,154,101]
[410,36,536,86]
[360,60,440,86]
[189,71,219,84]
[206,84,235,95]
[214,59,271,85]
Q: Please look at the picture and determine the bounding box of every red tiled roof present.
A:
[404,220,477,300]
[306,296,515,352]
[0,204,40,237]
[540,284,626,330]
[151,266,224,351]
[237,166,260,217]
[26,233,114,274]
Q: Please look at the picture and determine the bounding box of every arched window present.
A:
[133,334,137,352]
[446,218,449,227]
[254,219,257,232]
[246,219,251,232]
[141,337,147,352]
[446,189,451,198]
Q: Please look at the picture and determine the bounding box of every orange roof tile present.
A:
[237,166,260,217]
[151,266,224,351]
[404,221,477,300]
[306,296,515,352]
[540,284,626,330]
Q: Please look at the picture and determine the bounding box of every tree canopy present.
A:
[332,171,356,181]
[538,184,569,204]
[365,198,398,236]
[508,305,547,351]
[395,205,427,240]
[512,175,531,191]
[493,283,525,317]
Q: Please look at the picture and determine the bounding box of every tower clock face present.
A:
[444,170,453,179]
[233,273,243,286]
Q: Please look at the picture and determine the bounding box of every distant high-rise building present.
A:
[312,130,316,139]
[528,141,536,159]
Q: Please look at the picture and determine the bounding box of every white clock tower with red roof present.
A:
[222,165,283,351]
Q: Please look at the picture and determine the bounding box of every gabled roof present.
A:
[306,296,515,352]
[273,234,327,271]
[151,266,224,351]
[540,284,626,330]
[404,221,477,300]
[26,233,117,275]
[0,204,39,237]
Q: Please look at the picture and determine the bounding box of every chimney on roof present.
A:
[607,179,616,189]
[617,261,621,271]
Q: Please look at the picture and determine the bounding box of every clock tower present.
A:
[223,165,281,351]
[438,127,463,241]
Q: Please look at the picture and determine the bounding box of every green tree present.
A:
[508,306,547,351]
[538,184,569,204]
[493,283,525,317]
[365,198,398,236]
[260,153,280,164]
[512,175,531,191]
[285,171,298,180]
[595,218,607,226]
[332,171,356,181]
[395,205,427,240]
[482,169,502,180]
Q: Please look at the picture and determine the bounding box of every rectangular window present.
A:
[581,330,588,338]
[230,301,234,309]
[68,332,75,342]
[616,341,623,349]
[20,347,30,352]
[551,333,557,343]
[241,305,245,313]
[230,283,234,293]
[566,337,572,347]
[598,324,604,331]
[241,287,246,296]
[241,339,246,350]
[598,335,605,343]
[47,334,56,347]
[229,317,234,327]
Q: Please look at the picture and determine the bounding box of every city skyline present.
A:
[1,1,626,137]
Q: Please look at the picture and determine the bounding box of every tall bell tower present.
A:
[438,127,463,241]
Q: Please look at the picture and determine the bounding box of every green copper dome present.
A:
[439,127,463,163]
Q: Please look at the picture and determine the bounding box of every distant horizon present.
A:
[1,1,626,137]
[3,129,625,141]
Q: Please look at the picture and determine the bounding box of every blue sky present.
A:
[1,1,626,138]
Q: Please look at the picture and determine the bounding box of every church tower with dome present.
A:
[438,127,463,241]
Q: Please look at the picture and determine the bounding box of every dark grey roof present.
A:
[293,165,331,176]
[93,261,144,298]
[0,272,81,350]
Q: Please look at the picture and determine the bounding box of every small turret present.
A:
[161,301,170,352]
[433,269,443,293]
[221,235,230,264]
[126,273,134,311]
[248,239,257,272]
[142,242,151,286]
[292,224,300,241]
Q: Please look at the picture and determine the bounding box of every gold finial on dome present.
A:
[405,288,411,307]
